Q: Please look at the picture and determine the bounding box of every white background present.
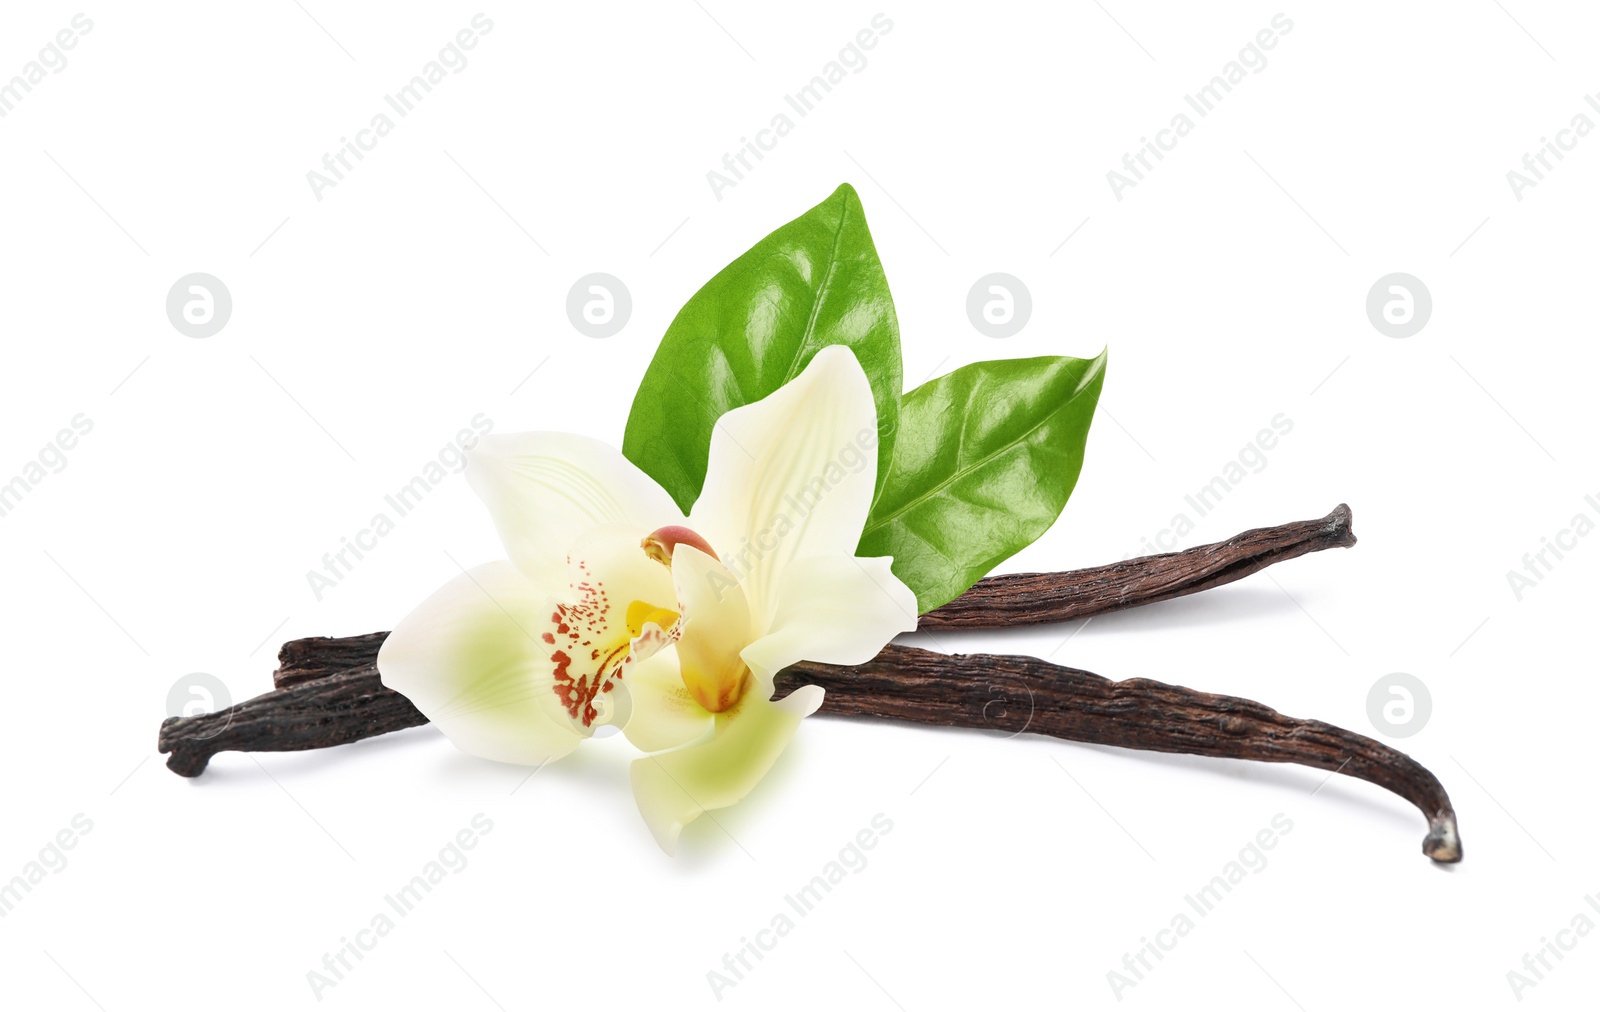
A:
[2,2,1596,1008]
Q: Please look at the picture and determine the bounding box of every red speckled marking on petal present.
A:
[540,553,684,729]
[539,558,633,728]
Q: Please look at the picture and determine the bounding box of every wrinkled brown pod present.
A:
[920,503,1356,630]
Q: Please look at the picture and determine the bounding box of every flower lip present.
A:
[641,525,719,567]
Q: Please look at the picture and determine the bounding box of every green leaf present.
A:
[623,183,902,514]
[858,351,1107,613]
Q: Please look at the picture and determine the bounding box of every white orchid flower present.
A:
[377,346,917,852]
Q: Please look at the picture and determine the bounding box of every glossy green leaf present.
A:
[858,351,1107,613]
[623,183,902,513]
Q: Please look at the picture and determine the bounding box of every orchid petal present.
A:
[630,685,825,854]
[467,432,684,584]
[377,561,585,766]
[688,345,879,631]
[741,554,918,683]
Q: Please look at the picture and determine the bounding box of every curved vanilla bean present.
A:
[162,631,1460,863]
[919,503,1356,630]
[159,663,426,777]
[785,644,1460,864]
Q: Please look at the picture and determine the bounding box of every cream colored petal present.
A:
[376,561,584,766]
[687,346,880,631]
[618,646,715,753]
[740,554,918,684]
[466,432,684,584]
[630,685,824,854]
